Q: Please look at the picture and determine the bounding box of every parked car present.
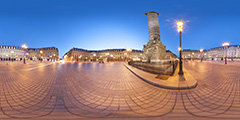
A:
[99,61,104,63]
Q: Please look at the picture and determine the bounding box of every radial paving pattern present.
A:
[0,61,240,119]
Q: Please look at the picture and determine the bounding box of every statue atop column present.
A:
[143,11,166,63]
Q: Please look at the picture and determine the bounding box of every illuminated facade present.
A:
[63,48,143,62]
[0,45,59,61]
[183,45,240,60]
[0,45,26,61]
[63,48,177,62]
[26,47,59,61]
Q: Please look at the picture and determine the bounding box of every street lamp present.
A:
[177,21,184,75]
[21,44,27,49]
[40,50,43,62]
[53,54,56,61]
[222,42,229,64]
[11,51,14,62]
[126,48,132,52]
[21,44,28,64]
[124,53,127,61]
[200,49,203,62]
[191,52,195,61]
[26,53,29,57]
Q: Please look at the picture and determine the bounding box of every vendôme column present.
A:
[143,11,166,63]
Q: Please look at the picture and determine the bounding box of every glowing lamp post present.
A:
[200,49,203,62]
[222,42,229,64]
[11,51,14,61]
[124,53,127,61]
[177,21,184,75]
[126,48,132,52]
[21,44,27,49]
[53,54,56,61]
[40,50,43,62]
[21,44,28,64]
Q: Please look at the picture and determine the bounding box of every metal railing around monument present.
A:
[128,60,178,76]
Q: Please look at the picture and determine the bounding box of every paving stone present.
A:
[0,61,240,119]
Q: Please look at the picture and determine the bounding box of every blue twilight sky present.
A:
[0,0,239,57]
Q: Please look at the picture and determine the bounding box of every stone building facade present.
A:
[166,50,178,60]
[0,45,59,61]
[26,47,59,61]
[63,48,143,62]
[0,45,25,61]
[183,45,240,60]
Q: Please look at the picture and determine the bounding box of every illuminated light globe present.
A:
[178,47,181,51]
[177,21,184,32]
[126,48,132,52]
[222,42,229,47]
[21,44,28,49]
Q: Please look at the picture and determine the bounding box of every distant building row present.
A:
[63,48,142,62]
[63,47,177,62]
[0,45,59,61]
[183,45,240,60]
[0,45,177,62]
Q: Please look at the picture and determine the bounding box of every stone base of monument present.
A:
[128,60,178,76]
[124,63,198,90]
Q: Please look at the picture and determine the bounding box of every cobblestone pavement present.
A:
[0,61,239,120]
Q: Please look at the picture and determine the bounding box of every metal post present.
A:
[178,32,183,75]
[225,47,227,64]
[225,57,227,64]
